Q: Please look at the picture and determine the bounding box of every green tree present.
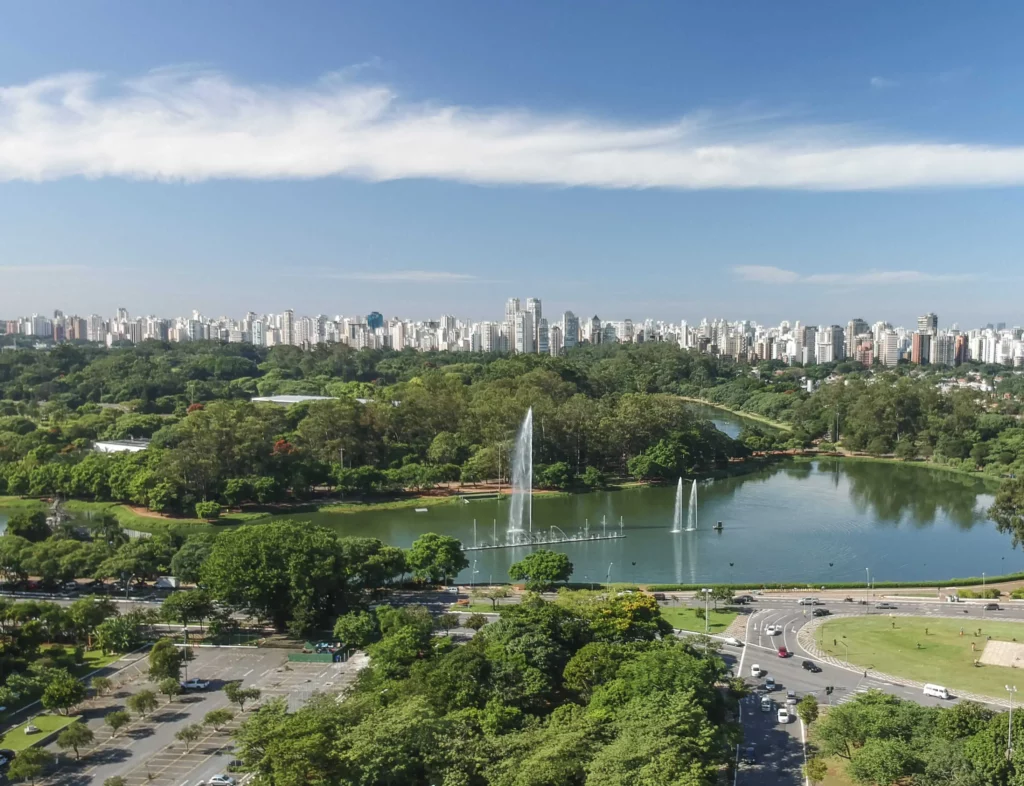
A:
[104,778,127,786]
[158,677,182,702]
[160,590,214,629]
[848,738,919,786]
[332,610,381,649]
[91,676,112,696]
[6,747,53,784]
[104,709,131,737]
[41,669,86,715]
[435,612,460,635]
[169,537,213,584]
[94,611,148,653]
[508,549,573,591]
[175,723,203,752]
[406,533,468,585]
[148,638,183,681]
[990,476,1024,548]
[805,757,829,786]
[194,501,221,520]
[6,511,50,543]
[203,708,235,731]
[56,721,95,760]
[126,689,158,718]
[473,586,510,610]
[563,641,629,702]
[797,694,819,725]
[225,682,261,712]
[464,613,488,631]
[936,700,993,740]
[201,521,346,633]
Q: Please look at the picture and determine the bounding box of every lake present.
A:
[0,407,1016,586]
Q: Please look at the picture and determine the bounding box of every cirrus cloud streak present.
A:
[733,265,975,285]
[3,69,1024,191]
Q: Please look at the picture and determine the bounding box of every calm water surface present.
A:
[0,408,1014,585]
[272,458,1009,586]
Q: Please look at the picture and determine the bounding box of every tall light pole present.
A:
[865,568,870,606]
[702,588,712,635]
[1008,685,1017,760]
[471,560,478,588]
[606,562,614,586]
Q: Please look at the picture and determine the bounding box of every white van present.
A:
[923,684,950,700]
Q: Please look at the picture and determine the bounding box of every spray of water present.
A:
[686,479,698,532]
[671,477,684,533]
[507,408,533,542]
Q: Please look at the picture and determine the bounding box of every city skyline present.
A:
[6,299,1023,367]
[2,4,1024,323]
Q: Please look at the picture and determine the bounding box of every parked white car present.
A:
[180,678,211,691]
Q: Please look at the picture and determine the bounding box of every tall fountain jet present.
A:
[671,477,684,533]
[507,408,533,542]
[686,480,698,532]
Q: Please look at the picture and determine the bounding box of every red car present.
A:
[777,647,790,658]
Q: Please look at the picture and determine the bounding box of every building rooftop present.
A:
[251,395,337,405]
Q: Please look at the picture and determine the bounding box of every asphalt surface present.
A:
[728,596,1024,786]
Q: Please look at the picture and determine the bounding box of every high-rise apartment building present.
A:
[846,318,869,355]
[549,324,563,355]
[562,312,579,350]
[525,298,542,352]
[514,312,534,354]
[933,334,956,366]
[918,313,938,334]
[280,310,295,346]
[879,331,901,366]
[910,332,932,364]
[537,318,549,355]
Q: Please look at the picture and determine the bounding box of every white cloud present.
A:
[869,76,899,89]
[733,265,975,285]
[1,68,1024,191]
[308,270,477,283]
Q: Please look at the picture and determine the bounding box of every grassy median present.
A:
[817,615,1024,698]
[660,607,737,634]
[0,715,80,752]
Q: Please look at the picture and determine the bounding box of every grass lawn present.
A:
[661,606,737,634]
[41,646,122,678]
[0,714,80,752]
[818,615,1024,698]
[815,756,857,786]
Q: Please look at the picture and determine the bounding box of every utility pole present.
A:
[702,588,712,635]
[1008,685,1017,760]
[865,568,870,606]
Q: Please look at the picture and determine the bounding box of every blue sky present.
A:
[2,1,1024,327]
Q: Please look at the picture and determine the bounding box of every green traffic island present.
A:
[815,615,1024,699]
[0,714,81,753]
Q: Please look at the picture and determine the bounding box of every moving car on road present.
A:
[986,603,1002,611]
[875,602,898,610]
[777,647,790,658]
[750,663,762,677]
[760,696,773,712]
[764,677,776,692]
[207,776,237,786]
[724,636,743,647]
[743,745,756,764]
[766,624,781,635]
[787,690,797,705]
[181,678,211,691]
[812,608,830,617]
[802,660,822,673]
[777,707,790,724]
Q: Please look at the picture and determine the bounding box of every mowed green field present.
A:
[660,607,737,634]
[818,615,1024,698]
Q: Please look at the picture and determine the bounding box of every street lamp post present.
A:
[471,559,478,588]
[840,639,850,666]
[701,588,712,635]
[865,568,870,606]
[1008,685,1018,760]
[606,562,614,586]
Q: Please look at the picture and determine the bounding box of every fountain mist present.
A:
[507,408,533,542]
[686,480,698,532]
[671,477,684,533]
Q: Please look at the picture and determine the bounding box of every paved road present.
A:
[728,597,1023,786]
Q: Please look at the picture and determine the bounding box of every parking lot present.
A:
[44,647,366,785]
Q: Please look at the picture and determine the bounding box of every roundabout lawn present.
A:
[817,615,1024,698]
